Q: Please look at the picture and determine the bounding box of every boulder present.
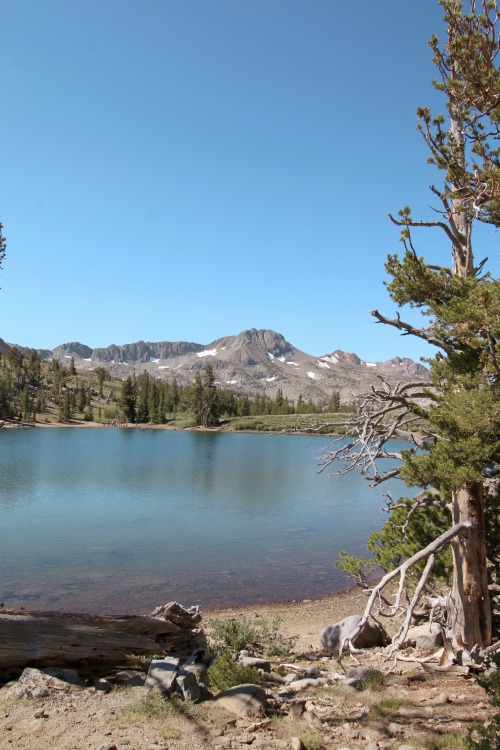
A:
[8,667,73,699]
[214,683,267,719]
[176,670,201,702]
[320,615,388,653]
[145,657,180,695]
[403,622,443,650]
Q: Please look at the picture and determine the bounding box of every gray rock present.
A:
[320,615,388,653]
[404,623,443,650]
[10,667,73,699]
[214,683,267,719]
[180,662,208,686]
[42,667,82,686]
[176,670,201,702]
[287,702,305,720]
[105,669,145,687]
[145,657,180,695]
[342,678,361,689]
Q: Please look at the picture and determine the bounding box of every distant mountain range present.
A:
[1,328,429,403]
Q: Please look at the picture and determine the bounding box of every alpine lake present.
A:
[0,428,408,614]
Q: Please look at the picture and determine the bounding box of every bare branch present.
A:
[371,309,454,354]
[338,521,472,659]
[388,213,457,245]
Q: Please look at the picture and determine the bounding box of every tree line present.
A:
[0,350,345,427]
[120,362,345,426]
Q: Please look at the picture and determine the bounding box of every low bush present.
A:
[208,649,262,691]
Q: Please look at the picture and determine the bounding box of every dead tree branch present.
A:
[338,521,472,659]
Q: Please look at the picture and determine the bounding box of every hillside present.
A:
[6,328,429,403]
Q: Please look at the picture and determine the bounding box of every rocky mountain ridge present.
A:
[2,329,429,403]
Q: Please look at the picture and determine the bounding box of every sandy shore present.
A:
[204,586,371,654]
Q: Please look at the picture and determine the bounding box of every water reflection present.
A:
[0,429,409,613]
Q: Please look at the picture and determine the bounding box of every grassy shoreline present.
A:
[1,412,345,436]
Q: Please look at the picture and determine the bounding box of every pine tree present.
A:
[120,376,136,422]
[190,371,204,425]
[324,0,500,658]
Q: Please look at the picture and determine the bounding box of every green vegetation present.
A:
[467,651,500,750]
[207,649,262,691]
[356,670,387,692]
[207,614,290,689]
[208,614,289,657]
[209,616,261,652]
[113,690,206,739]
[0,348,349,431]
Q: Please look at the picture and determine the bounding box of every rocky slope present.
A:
[8,329,429,403]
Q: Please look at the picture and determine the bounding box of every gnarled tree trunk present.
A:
[447,482,492,654]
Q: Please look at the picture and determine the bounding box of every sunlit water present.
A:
[0,429,408,613]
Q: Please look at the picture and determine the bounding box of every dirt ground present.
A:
[0,590,495,750]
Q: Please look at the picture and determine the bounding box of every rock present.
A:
[290,739,303,750]
[104,669,145,687]
[344,667,385,689]
[42,667,82,685]
[320,615,388,653]
[343,678,361,689]
[214,684,267,719]
[404,623,443,650]
[145,657,180,695]
[93,677,112,693]
[9,667,72,699]
[180,662,208,686]
[387,721,404,736]
[303,709,322,726]
[286,702,305,720]
[176,670,201,702]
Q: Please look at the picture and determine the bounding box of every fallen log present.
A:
[0,601,205,670]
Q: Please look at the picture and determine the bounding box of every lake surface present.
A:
[0,428,408,613]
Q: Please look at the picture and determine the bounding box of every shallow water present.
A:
[0,428,407,613]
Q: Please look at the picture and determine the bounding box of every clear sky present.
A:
[1,1,498,362]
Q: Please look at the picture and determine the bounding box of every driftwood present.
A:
[0,601,204,670]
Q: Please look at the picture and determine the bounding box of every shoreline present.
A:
[200,585,369,654]
[1,418,340,437]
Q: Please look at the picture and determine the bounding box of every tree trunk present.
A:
[447,482,492,655]
[0,602,204,670]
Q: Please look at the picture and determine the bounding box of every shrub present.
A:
[208,649,262,691]
[467,651,500,750]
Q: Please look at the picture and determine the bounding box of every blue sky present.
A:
[1,1,498,362]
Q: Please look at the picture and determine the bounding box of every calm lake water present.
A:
[0,429,407,613]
